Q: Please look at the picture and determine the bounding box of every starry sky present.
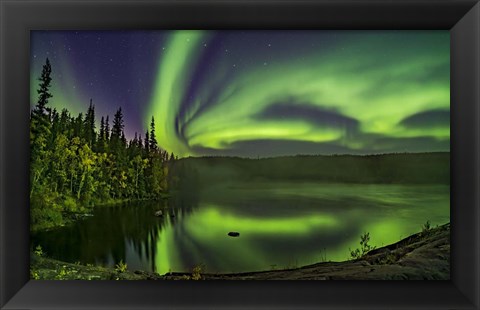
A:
[30,30,450,158]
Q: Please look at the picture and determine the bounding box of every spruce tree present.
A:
[35,58,53,115]
[111,107,124,153]
[149,116,158,152]
[74,113,83,138]
[99,116,105,140]
[145,131,150,153]
[30,58,53,198]
[105,115,110,142]
[112,108,124,139]
[138,135,143,149]
[121,132,127,146]
[98,116,105,152]
[59,109,70,135]
[31,58,53,145]
[84,99,96,148]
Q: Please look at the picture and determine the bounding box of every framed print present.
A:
[1,0,479,309]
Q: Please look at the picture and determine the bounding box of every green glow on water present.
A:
[31,183,450,274]
[151,183,449,273]
[185,206,339,236]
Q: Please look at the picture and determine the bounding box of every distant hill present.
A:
[170,152,450,186]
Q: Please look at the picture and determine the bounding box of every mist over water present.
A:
[32,181,449,274]
[29,30,450,277]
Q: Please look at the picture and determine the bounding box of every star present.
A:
[28,30,450,158]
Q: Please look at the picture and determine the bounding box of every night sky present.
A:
[30,30,450,158]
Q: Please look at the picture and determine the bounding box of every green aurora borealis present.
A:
[31,30,450,157]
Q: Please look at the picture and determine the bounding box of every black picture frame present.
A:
[1,0,479,309]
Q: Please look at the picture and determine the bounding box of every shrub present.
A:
[422,220,431,234]
[191,265,203,280]
[30,269,40,280]
[63,196,78,213]
[34,245,44,257]
[44,208,63,224]
[115,260,128,273]
[349,232,376,259]
[181,265,204,280]
[30,191,64,230]
[55,266,69,279]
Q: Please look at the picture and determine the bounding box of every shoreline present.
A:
[30,195,170,233]
[31,223,450,280]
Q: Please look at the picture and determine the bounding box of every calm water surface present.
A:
[32,182,449,274]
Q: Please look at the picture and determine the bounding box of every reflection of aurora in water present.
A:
[32,183,450,274]
[29,31,450,275]
[31,31,450,158]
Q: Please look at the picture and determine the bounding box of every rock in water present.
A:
[154,210,163,217]
[228,232,240,237]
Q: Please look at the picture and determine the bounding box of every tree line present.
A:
[30,58,175,230]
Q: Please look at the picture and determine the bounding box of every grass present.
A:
[30,253,158,280]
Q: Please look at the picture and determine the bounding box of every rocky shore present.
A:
[31,223,449,280]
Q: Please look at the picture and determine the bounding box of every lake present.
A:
[31,182,450,275]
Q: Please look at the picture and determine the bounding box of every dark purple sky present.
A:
[31,30,450,157]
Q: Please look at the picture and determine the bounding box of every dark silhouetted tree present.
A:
[34,58,53,114]
[149,116,158,152]
[84,99,96,148]
[105,115,110,142]
[110,107,125,154]
[145,131,150,153]
[29,60,173,230]
[98,116,106,153]
[30,58,53,198]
